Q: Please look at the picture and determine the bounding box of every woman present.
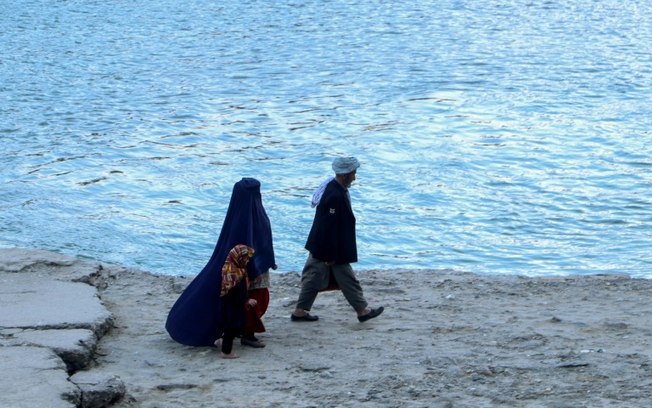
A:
[165,177,276,348]
[242,267,271,347]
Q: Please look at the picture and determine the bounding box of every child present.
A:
[218,244,256,358]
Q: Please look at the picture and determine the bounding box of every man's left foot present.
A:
[358,306,384,322]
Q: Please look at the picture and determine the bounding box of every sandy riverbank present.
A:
[97,265,652,407]
[3,249,652,407]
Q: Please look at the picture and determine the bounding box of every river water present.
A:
[2,0,651,277]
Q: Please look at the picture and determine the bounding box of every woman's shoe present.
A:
[240,335,266,348]
[290,313,319,322]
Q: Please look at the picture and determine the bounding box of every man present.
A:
[291,156,384,323]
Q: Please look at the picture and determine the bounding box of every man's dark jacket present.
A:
[305,179,358,264]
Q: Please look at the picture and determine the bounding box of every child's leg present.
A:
[221,332,234,353]
[221,331,238,358]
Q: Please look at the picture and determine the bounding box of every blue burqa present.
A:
[165,178,276,346]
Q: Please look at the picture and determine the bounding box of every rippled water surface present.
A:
[2,0,651,277]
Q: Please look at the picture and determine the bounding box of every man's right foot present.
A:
[290,313,319,322]
[358,306,384,322]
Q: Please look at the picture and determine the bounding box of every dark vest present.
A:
[305,179,358,264]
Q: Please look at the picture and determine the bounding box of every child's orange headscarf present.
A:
[220,244,255,297]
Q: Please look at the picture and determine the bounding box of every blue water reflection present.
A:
[1,0,651,277]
